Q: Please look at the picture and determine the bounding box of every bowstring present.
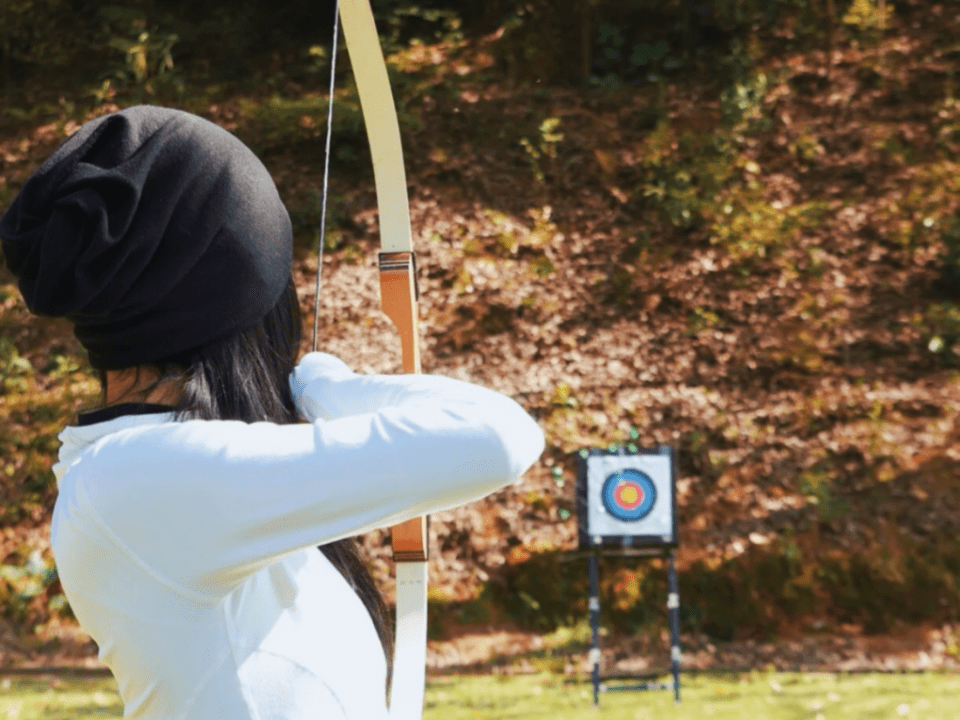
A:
[313,0,342,353]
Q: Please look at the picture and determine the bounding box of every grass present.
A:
[0,675,121,719]
[1,671,960,719]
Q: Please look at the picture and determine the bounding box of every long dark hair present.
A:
[97,277,394,697]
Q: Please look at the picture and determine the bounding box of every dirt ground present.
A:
[2,617,958,677]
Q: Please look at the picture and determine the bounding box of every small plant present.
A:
[800,467,849,522]
[550,383,576,408]
[377,4,464,55]
[946,625,960,660]
[520,118,564,184]
[843,0,894,33]
[708,192,784,263]
[0,337,34,394]
[687,307,721,335]
[790,127,825,164]
[919,302,960,364]
[98,6,181,97]
[0,551,64,624]
[591,22,681,88]
[940,217,960,288]
[304,44,332,76]
[721,70,769,129]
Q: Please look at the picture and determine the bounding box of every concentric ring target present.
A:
[601,468,657,521]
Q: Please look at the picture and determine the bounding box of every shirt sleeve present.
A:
[78,352,545,598]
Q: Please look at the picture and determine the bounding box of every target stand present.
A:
[575,446,681,705]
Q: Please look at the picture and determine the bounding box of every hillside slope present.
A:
[0,0,958,670]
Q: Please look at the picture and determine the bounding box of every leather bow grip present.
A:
[379,251,421,375]
[379,251,428,563]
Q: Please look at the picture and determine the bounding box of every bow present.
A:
[337,1,428,717]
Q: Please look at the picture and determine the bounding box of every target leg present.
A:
[588,551,601,706]
[667,551,682,703]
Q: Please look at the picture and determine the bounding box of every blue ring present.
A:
[601,468,657,521]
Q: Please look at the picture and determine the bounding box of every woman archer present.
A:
[0,105,544,719]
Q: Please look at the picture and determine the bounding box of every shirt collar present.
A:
[54,403,177,484]
[76,402,177,426]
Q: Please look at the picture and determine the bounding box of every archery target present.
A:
[579,449,676,547]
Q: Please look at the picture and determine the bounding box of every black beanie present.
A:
[0,105,293,370]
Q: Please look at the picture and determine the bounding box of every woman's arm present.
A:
[73,353,544,598]
[289,352,542,476]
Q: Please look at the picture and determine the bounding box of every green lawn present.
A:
[1,671,959,719]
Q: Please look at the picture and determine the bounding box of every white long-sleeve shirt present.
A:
[51,352,545,720]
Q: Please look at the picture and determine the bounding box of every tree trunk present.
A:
[581,0,592,86]
[826,0,835,81]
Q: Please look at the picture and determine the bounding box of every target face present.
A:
[576,447,677,549]
[602,469,657,521]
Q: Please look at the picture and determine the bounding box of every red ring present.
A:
[614,481,644,510]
